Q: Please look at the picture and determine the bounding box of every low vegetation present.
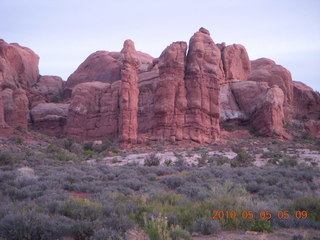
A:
[0,133,319,239]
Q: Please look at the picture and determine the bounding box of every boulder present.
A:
[221,44,251,82]
[184,27,225,143]
[248,58,293,119]
[119,40,140,144]
[30,103,69,136]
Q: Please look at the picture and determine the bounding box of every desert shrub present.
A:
[84,150,95,158]
[174,152,185,167]
[122,178,144,191]
[10,136,24,144]
[250,220,272,232]
[279,155,298,167]
[15,125,26,133]
[169,226,191,240]
[58,199,102,221]
[144,153,161,166]
[193,218,221,235]
[164,159,173,166]
[144,214,169,240]
[208,155,230,166]
[150,193,183,206]
[197,152,209,167]
[261,150,283,159]
[0,151,20,165]
[89,228,121,240]
[291,196,320,222]
[160,176,184,190]
[71,221,95,240]
[230,147,253,167]
[177,184,207,201]
[0,212,72,240]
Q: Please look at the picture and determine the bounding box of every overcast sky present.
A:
[1,0,319,90]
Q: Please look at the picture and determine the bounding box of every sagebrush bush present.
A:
[0,151,20,166]
[58,199,102,221]
[169,226,191,240]
[193,218,221,235]
[144,153,161,166]
[231,147,254,167]
[160,176,184,190]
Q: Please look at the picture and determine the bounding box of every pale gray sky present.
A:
[1,0,319,90]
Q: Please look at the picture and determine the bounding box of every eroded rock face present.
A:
[65,51,122,90]
[250,86,290,139]
[248,58,293,119]
[228,81,289,138]
[119,40,140,144]
[65,81,120,139]
[220,83,247,121]
[0,95,11,135]
[33,76,64,101]
[292,81,320,120]
[1,88,29,128]
[184,28,224,142]
[0,40,39,128]
[30,103,69,136]
[152,41,187,141]
[221,44,251,82]
[64,50,153,92]
[0,40,39,90]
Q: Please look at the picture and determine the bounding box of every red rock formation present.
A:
[0,94,12,135]
[119,40,140,144]
[221,44,251,82]
[0,40,39,128]
[30,103,69,136]
[65,51,122,89]
[248,58,293,119]
[64,50,153,91]
[1,88,29,128]
[152,41,187,141]
[292,81,320,120]
[184,28,224,143]
[229,81,289,138]
[65,81,120,139]
[0,40,39,90]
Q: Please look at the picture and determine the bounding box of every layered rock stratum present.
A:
[0,28,319,142]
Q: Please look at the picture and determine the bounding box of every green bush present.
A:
[0,152,20,165]
[193,218,221,235]
[169,226,191,240]
[144,214,169,240]
[58,199,102,221]
[291,196,320,222]
[144,153,160,166]
[279,155,298,167]
[231,147,254,167]
[250,220,272,232]
[10,136,24,145]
